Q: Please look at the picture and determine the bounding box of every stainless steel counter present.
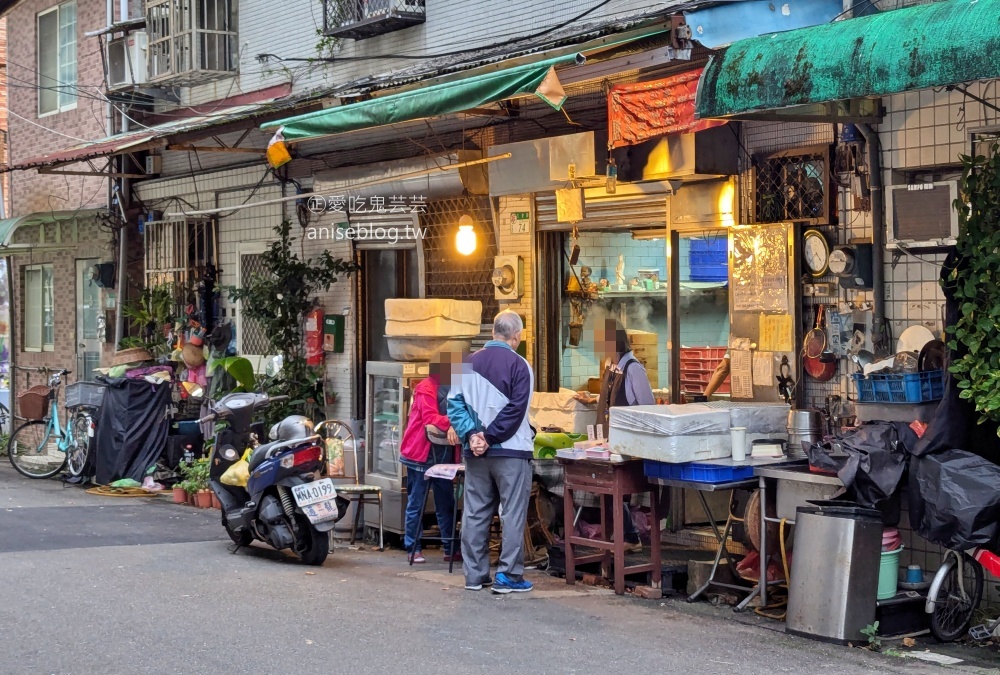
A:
[755,463,844,486]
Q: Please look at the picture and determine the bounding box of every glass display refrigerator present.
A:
[364,360,432,535]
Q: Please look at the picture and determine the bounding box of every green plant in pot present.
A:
[946,142,1000,434]
[178,459,212,507]
[228,221,357,427]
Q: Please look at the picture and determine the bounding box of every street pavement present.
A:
[0,465,989,675]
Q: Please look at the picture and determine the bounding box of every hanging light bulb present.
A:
[456,214,477,255]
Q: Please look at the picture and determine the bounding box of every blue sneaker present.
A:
[492,572,533,594]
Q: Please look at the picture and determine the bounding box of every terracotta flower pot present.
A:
[211,493,221,510]
[173,487,187,504]
[195,490,213,509]
[188,492,197,506]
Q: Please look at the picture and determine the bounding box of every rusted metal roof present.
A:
[3,97,323,173]
[331,4,706,97]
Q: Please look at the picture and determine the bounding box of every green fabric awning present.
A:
[263,53,584,142]
[696,0,1000,119]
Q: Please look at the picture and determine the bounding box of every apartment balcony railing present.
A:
[323,0,425,40]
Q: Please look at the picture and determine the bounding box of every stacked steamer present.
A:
[383,299,482,361]
[626,329,659,389]
[607,404,732,462]
[606,401,790,462]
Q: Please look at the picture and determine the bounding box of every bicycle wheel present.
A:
[8,420,66,479]
[931,552,984,642]
[66,412,91,478]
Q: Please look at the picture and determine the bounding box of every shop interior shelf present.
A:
[644,459,754,483]
[595,290,667,299]
[852,370,944,404]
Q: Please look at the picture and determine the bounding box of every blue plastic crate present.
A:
[690,237,727,254]
[644,460,754,483]
[852,370,944,404]
[690,251,727,266]
[689,265,729,282]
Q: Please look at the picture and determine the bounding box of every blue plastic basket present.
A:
[644,460,754,483]
[688,238,728,282]
[852,370,944,404]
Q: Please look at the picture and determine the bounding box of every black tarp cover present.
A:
[92,376,170,484]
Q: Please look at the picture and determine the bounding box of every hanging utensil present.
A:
[804,305,837,381]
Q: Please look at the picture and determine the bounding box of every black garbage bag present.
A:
[92,376,170,484]
[908,448,1000,550]
[808,423,910,510]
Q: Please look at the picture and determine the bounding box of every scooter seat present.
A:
[248,442,280,471]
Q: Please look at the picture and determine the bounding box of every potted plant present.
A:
[196,489,213,509]
[172,482,188,504]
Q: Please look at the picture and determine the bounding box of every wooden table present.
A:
[560,458,662,595]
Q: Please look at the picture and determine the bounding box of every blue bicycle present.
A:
[7,368,101,479]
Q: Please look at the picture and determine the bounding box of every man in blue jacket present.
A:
[448,310,535,594]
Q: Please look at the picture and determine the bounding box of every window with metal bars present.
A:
[418,197,498,323]
[750,146,833,225]
[143,219,216,316]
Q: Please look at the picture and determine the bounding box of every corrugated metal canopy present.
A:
[3,99,323,173]
[696,0,1000,119]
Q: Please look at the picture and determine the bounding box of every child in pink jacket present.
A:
[400,355,460,563]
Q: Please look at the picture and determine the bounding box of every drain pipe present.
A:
[857,123,887,354]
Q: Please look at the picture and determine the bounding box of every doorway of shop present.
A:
[355,244,423,415]
[667,230,731,403]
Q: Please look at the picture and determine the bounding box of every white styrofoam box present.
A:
[384,299,482,337]
[776,479,844,521]
[609,404,731,437]
[608,428,731,463]
[530,388,597,435]
[703,401,791,434]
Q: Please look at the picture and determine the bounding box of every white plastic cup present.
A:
[731,427,747,462]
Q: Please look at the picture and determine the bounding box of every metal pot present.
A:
[787,409,825,459]
[788,409,824,431]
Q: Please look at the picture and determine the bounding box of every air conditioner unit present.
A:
[886,180,959,250]
[107,32,149,88]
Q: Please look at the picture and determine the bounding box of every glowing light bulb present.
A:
[456,215,477,255]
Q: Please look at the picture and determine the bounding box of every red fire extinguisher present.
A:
[305,308,324,367]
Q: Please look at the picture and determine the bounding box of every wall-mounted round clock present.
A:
[802,229,830,278]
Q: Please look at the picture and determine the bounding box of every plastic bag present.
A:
[909,448,1000,550]
[221,459,250,487]
[110,478,142,489]
[326,437,345,477]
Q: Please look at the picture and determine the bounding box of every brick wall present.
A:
[7,0,108,216]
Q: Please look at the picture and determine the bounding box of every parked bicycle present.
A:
[926,546,1000,642]
[7,368,103,479]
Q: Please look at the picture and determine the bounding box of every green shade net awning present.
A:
[263,53,584,142]
[696,0,1000,119]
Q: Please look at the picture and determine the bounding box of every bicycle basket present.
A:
[17,385,52,421]
[65,381,107,411]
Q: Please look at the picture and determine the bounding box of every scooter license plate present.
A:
[300,499,341,525]
[291,478,336,507]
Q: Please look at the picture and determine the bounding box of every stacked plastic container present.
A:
[689,237,729,282]
[680,347,729,398]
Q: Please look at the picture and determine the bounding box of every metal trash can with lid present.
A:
[786,500,883,644]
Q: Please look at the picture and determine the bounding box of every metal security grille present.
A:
[144,219,216,315]
[322,0,425,39]
[419,197,498,323]
[238,252,272,356]
[749,146,832,224]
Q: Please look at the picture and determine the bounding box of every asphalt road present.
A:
[0,466,981,675]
